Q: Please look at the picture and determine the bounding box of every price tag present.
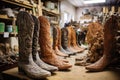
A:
[3,32,9,38]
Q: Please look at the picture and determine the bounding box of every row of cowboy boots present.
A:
[17,11,72,79]
[86,15,119,71]
[61,26,85,56]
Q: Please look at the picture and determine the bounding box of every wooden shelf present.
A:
[2,67,31,80]
[51,20,59,25]
[0,32,18,37]
[1,0,33,9]
[42,7,60,16]
[0,63,17,72]
[0,14,15,20]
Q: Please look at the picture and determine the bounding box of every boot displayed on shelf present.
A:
[53,26,68,57]
[86,15,118,71]
[61,27,74,55]
[31,15,58,72]
[17,11,51,79]
[67,27,78,54]
[38,16,72,70]
[70,27,85,53]
[56,26,70,56]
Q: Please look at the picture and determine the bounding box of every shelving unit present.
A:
[0,15,15,21]
[0,0,36,72]
[41,0,60,25]
[1,0,34,9]
[42,7,60,16]
[51,20,59,24]
[0,32,18,37]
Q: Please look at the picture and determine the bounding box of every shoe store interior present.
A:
[0,0,120,80]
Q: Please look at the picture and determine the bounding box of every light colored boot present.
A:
[17,11,51,79]
[31,15,58,72]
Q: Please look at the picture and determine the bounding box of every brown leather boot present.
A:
[53,26,68,57]
[17,12,51,79]
[61,28,74,55]
[86,15,118,71]
[66,27,78,53]
[57,26,70,56]
[70,27,85,53]
[31,15,58,72]
[38,16,72,70]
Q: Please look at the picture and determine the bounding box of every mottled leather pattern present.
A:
[86,15,119,71]
[17,12,51,79]
[38,16,72,70]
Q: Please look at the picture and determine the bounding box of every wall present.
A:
[76,6,102,22]
[60,0,76,28]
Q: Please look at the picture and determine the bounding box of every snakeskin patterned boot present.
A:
[17,11,51,79]
[31,15,58,72]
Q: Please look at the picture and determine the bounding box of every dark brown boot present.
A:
[31,15,58,72]
[61,28,74,55]
[67,27,78,53]
[86,15,118,71]
[70,27,85,53]
[53,26,68,57]
[38,16,72,70]
[17,12,51,79]
[56,26,70,56]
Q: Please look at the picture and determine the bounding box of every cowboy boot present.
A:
[71,27,85,53]
[17,12,51,79]
[86,15,118,71]
[53,26,68,57]
[56,26,70,56]
[68,26,79,53]
[31,15,58,72]
[38,16,72,70]
[61,27,74,55]
[67,27,78,53]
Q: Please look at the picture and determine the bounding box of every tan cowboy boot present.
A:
[38,16,72,70]
[53,26,68,57]
[71,27,85,53]
[86,15,118,71]
[66,27,78,54]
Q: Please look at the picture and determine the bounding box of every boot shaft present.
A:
[66,27,72,47]
[61,28,69,49]
[71,27,77,46]
[38,16,54,58]
[31,15,40,60]
[56,26,62,47]
[17,11,34,63]
[53,26,59,49]
[104,16,118,55]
